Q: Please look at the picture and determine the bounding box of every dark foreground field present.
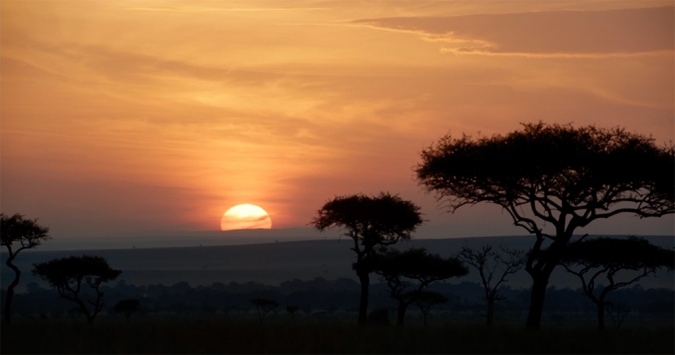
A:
[2,321,673,354]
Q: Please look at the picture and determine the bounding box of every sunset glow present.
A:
[1,1,673,238]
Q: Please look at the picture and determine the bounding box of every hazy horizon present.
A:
[3,228,672,252]
[3,235,673,290]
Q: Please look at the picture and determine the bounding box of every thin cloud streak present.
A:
[354,6,674,55]
[126,7,329,12]
[440,48,675,59]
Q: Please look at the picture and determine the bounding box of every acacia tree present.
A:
[457,245,525,326]
[558,237,674,330]
[286,305,300,324]
[113,299,141,323]
[250,298,278,324]
[416,123,674,329]
[370,248,467,326]
[412,291,448,326]
[32,255,121,325]
[1,213,50,325]
[311,192,423,325]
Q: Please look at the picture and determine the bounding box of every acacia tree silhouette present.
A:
[457,245,525,326]
[370,248,467,326]
[32,255,121,326]
[605,303,631,330]
[416,122,674,329]
[310,192,423,325]
[250,298,278,324]
[412,291,448,326]
[1,213,50,325]
[286,305,300,324]
[558,236,674,329]
[113,299,141,323]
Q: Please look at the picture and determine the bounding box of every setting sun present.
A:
[220,204,272,231]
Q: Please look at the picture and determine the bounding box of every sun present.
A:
[220,204,272,231]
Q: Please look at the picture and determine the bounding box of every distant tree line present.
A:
[2,278,673,325]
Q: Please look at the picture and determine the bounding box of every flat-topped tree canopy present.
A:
[371,248,468,283]
[312,192,423,252]
[1,213,50,251]
[561,236,675,271]
[415,122,674,329]
[33,255,121,288]
[416,122,674,239]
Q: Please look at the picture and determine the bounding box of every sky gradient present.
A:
[2,1,673,239]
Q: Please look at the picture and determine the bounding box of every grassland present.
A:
[2,319,673,354]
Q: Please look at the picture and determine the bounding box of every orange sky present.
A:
[2,1,673,238]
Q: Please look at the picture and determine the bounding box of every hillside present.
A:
[2,235,673,291]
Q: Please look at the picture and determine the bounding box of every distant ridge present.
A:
[2,235,672,292]
[21,228,343,251]
[17,225,675,252]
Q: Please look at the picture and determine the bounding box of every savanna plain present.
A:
[3,319,674,354]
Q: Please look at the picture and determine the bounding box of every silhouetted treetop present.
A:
[311,192,423,246]
[560,237,674,272]
[250,298,278,324]
[416,122,674,221]
[114,299,141,323]
[33,255,122,288]
[370,248,468,282]
[1,213,50,251]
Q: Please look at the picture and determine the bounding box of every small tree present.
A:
[558,237,674,329]
[32,255,121,325]
[371,248,468,326]
[605,303,631,330]
[1,213,51,325]
[114,299,141,323]
[311,192,423,325]
[412,291,448,326]
[457,245,525,326]
[416,123,674,328]
[250,298,278,324]
[286,305,299,324]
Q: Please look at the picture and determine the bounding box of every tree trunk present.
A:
[422,312,428,326]
[396,302,408,326]
[526,274,549,329]
[597,302,605,330]
[486,298,494,327]
[357,271,370,325]
[3,259,21,325]
[87,315,95,326]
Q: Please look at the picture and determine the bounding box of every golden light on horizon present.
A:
[220,204,272,231]
[1,0,673,237]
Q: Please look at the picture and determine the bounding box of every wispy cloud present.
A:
[126,7,328,13]
[440,48,674,59]
[354,6,674,57]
